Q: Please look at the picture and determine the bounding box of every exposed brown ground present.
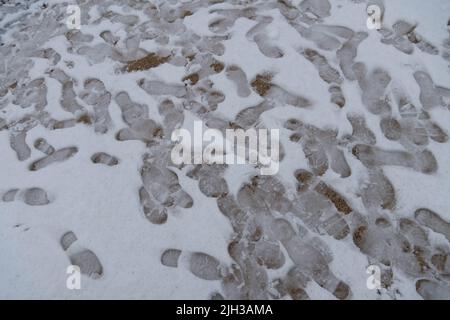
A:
[125,53,171,72]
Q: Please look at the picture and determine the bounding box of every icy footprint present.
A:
[272,267,310,300]
[225,65,251,98]
[161,249,224,281]
[91,152,119,166]
[294,168,353,216]
[31,48,61,65]
[293,190,350,239]
[443,25,450,63]
[12,78,47,111]
[251,74,310,107]
[160,247,271,300]
[416,280,450,300]
[29,146,78,171]
[114,91,163,143]
[227,243,274,299]
[379,20,438,56]
[406,28,439,56]
[37,115,77,131]
[208,7,257,34]
[138,79,186,98]
[0,118,6,131]
[431,252,450,275]
[302,49,345,107]
[353,64,392,115]
[352,215,430,277]
[329,84,346,108]
[424,121,448,144]
[139,151,193,224]
[60,231,103,279]
[293,135,328,176]
[299,0,331,20]
[194,84,226,111]
[139,186,168,224]
[114,91,148,126]
[34,138,55,155]
[77,43,123,65]
[180,53,222,86]
[116,119,163,143]
[270,219,351,299]
[110,12,139,26]
[99,30,119,46]
[352,144,437,174]
[360,169,396,211]
[415,208,450,242]
[302,49,342,85]
[196,35,228,56]
[295,24,354,51]
[2,187,50,206]
[232,177,346,298]
[7,116,38,161]
[414,71,450,110]
[391,90,448,145]
[344,114,376,145]
[379,21,415,55]
[141,163,193,209]
[399,218,430,252]
[253,33,284,58]
[158,99,184,136]
[47,68,86,115]
[237,175,292,215]
[233,102,272,129]
[337,32,368,81]
[187,165,229,198]
[216,194,247,235]
[160,247,262,299]
[379,117,402,141]
[380,116,434,149]
[79,78,112,134]
[286,119,351,177]
[65,30,94,45]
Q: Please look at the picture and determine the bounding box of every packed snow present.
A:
[1,0,450,299]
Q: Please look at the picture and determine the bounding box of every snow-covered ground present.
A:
[1,0,450,299]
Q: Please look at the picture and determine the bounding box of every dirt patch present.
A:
[125,53,171,72]
[77,114,92,125]
[181,11,193,18]
[290,133,302,142]
[353,226,367,247]
[183,73,199,85]
[287,287,308,300]
[431,254,447,271]
[251,73,272,96]
[314,181,352,214]
[185,54,196,62]
[294,169,313,192]
[413,246,429,273]
[333,282,349,300]
[210,60,224,73]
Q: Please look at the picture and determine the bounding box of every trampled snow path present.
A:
[1,0,450,299]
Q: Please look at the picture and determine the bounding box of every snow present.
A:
[1,0,450,300]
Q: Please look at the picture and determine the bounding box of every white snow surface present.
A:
[0,0,450,299]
